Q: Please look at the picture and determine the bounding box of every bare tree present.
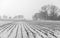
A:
[9,16,12,19]
[3,15,8,19]
[14,15,25,20]
[33,5,60,20]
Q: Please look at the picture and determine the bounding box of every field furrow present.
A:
[0,22,59,38]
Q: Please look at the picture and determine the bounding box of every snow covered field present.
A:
[0,21,60,38]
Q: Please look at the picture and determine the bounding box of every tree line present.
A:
[0,15,25,20]
[32,5,60,21]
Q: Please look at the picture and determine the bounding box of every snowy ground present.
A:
[0,21,60,38]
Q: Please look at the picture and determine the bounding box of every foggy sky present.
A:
[0,0,60,20]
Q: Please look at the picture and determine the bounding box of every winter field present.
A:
[0,20,60,38]
[28,20,60,31]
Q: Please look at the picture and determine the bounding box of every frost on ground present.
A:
[54,30,60,38]
[0,22,60,38]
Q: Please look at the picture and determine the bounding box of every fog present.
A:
[0,0,60,20]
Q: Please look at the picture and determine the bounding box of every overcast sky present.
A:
[0,0,60,20]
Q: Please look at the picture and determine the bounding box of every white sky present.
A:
[0,0,60,20]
